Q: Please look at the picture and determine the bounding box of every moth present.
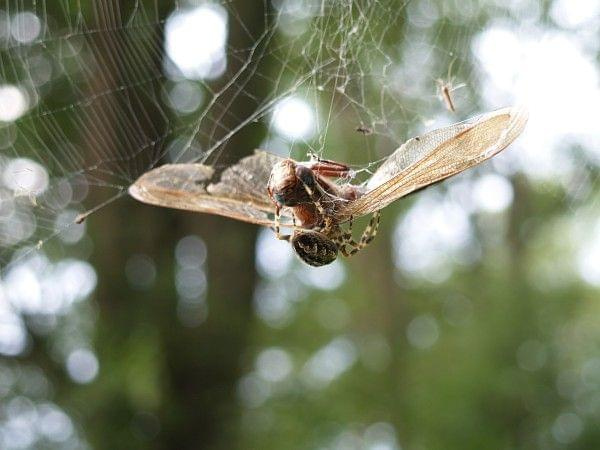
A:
[129,106,527,266]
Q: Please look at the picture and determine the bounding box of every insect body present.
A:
[129,106,527,267]
[437,80,456,112]
[266,157,378,266]
[436,59,466,112]
[355,125,373,135]
[266,157,358,228]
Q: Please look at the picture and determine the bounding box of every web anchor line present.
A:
[74,189,127,224]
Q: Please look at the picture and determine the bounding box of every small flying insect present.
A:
[436,60,465,113]
[129,106,527,266]
[355,125,373,135]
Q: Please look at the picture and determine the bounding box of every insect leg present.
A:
[309,161,352,178]
[306,152,352,178]
[298,176,329,220]
[271,206,291,241]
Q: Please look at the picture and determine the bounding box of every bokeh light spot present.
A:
[272,96,316,140]
[406,314,439,350]
[10,12,41,43]
[0,85,29,122]
[552,412,583,444]
[165,4,228,80]
[256,347,293,383]
[66,349,99,384]
[3,157,48,194]
[472,173,514,213]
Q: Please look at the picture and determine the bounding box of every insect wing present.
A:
[129,150,295,228]
[338,106,527,220]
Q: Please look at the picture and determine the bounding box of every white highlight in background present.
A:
[302,337,357,388]
[37,404,74,443]
[393,192,473,282]
[168,80,204,114]
[577,220,600,287]
[256,347,293,383]
[5,257,96,316]
[66,349,99,384]
[272,96,316,140]
[363,422,400,450]
[0,305,27,356]
[472,173,514,213]
[298,259,346,290]
[406,314,439,349]
[0,85,29,122]
[3,157,49,195]
[11,11,41,43]
[255,228,294,278]
[474,24,600,178]
[550,0,600,28]
[552,412,583,444]
[165,4,228,80]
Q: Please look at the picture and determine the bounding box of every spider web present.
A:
[0,0,597,273]
[0,0,492,271]
[1,0,600,448]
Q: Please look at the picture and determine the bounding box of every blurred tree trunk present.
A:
[79,1,269,448]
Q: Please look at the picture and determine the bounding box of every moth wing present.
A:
[338,106,527,220]
[129,150,295,228]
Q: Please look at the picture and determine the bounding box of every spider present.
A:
[128,106,527,267]
[266,157,381,266]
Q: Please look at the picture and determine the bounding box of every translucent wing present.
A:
[338,106,527,220]
[129,150,295,228]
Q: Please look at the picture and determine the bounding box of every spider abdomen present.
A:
[291,231,338,267]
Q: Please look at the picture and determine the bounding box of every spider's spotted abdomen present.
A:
[291,231,338,267]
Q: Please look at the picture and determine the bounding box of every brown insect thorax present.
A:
[267,160,311,207]
[268,159,324,229]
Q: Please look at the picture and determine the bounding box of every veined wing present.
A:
[338,106,527,220]
[129,150,295,228]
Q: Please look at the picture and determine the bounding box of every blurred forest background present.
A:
[1,0,599,449]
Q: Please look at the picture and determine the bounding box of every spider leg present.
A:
[329,224,357,258]
[343,215,354,240]
[358,210,381,247]
[338,211,381,257]
[339,244,355,257]
[338,238,360,257]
